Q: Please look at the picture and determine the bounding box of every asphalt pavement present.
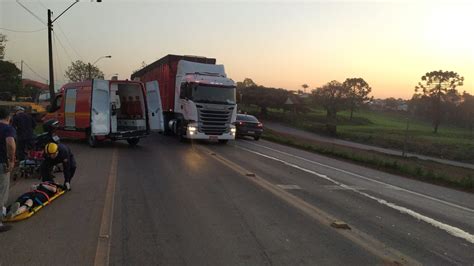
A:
[1,135,473,265]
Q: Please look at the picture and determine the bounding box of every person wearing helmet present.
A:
[12,106,36,161]
[40,143,76,191]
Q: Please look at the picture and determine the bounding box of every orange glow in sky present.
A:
[2,1,473,99]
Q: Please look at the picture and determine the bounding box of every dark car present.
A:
[235,114,263,140]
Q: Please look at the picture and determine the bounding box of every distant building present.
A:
[369,98,408,112]
[22,79,48,91]
[397,103,408,111]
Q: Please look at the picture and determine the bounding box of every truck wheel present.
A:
[127,138,140,146]
[178,128,188,143]
[87,131,98,147]
[218,140,228,144]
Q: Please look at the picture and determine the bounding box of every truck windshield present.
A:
[191,84,236,105]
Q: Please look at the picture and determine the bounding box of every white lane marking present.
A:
[276,184,302,190]
[238,146,474,244]
[323,185,366,191]
[240,141,474,214]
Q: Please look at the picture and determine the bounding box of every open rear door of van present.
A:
[145,80,164,132]
[91,79,110,136]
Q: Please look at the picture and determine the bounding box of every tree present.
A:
[342,78,372,119]
[457,92,474,133]
[132,61,147,74]
[65,60,104,82]
[0,60,21,96]
[312,80,349,135]
[238,83,289,115]
[301,83,309,94]
[415,70,464,133]
[236,78,257,89]
[0,34,6,60]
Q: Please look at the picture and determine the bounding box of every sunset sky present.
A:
[1,0,473,99]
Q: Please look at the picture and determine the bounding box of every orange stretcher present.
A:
[2,189,66,222]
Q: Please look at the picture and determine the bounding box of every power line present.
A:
[56,24,84,61]
[52,32,64,85]
[22,61,48,82]
[53,30,74,63]
[37,1,83,61]
[37,0,48,11]
[0,27,46,33]
[16,0,46,26]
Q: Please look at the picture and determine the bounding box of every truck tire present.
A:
[87,131,98,147]
[218,140,228,144]
[163,113,173,136]
[127,138,140,146]
[177,123,188,142]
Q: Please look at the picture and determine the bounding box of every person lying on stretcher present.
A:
[5,181,64,219]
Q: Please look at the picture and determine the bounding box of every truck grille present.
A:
[198,108,232,135]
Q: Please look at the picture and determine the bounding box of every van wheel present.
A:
[87,132,98,147]
[127,138,140,146]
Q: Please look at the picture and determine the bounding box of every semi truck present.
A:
[43,79,164,147]
[131,55,237,143]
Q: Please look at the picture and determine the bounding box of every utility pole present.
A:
[20,60,23,80]
[46,1,82,106]
[47,9,55,105]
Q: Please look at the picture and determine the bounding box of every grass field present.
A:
[239,105,474,163]
[262,129,474,191]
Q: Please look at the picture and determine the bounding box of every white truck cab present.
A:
[171,61,237,141]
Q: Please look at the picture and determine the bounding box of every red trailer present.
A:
[131,55,216,113]
[131,54,236,142]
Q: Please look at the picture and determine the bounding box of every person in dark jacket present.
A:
[12,106,36,161]
[40,143,76,191]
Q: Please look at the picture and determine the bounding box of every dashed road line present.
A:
[237,145,474,244]
[198,145,418,265]
[276,184,302,190]
[240,141,474,214]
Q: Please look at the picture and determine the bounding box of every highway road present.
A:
[1,134,473,265]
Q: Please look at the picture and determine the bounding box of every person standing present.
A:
[12,106,36,161]
[0,107,16,232]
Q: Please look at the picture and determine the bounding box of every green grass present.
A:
[262,129,474,191]
[240,105,474,163]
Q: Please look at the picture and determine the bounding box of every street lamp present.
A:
[88,55,112,80]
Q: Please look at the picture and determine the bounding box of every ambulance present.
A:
[43,79,164,147]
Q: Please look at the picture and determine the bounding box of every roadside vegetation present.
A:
[237,73,474,163]
[261,128,474,191]
[240,105,474,163]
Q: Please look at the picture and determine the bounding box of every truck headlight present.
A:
[188,126,197,132]
[230,127,236,133]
